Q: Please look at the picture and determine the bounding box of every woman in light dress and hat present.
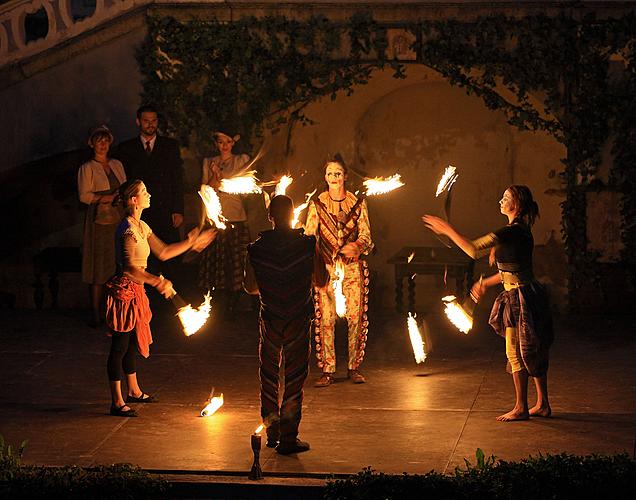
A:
[199,129,252,316]
[77,125,126,326]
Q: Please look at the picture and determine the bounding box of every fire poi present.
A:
[333,260,347,317]
[435,165,458,197]
[273,175,293,196]
[177,292,213,336]
[200,391,224,417]
[218,171,262,194]
[363,173,404,196]
[407,312,427,364]
[198,184,227,230]
[292,189,317,228]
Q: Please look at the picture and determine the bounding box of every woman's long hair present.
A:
[118,179,144,216]
[508,185,539,227]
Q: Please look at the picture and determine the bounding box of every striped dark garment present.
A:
[247,229,316,443]
[489,281,554,377]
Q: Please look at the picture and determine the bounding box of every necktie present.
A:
[145,141,152,154]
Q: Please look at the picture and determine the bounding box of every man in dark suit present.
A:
[113,104,184,250]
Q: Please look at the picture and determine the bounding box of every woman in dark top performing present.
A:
[423,185,553,421]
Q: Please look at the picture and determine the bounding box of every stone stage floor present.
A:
[1,304,635,483]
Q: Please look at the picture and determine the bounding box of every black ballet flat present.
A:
[126,393,156,403]
[110,404,137,417]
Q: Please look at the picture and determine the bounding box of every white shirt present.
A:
[140,135,157,152]
[77,159,126,205]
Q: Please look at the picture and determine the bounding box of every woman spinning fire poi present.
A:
[422,185,553,421]
[304,158,373,387]
[105,179,215,417]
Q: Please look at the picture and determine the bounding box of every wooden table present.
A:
[387,246,474,312]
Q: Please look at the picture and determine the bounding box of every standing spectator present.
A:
[199,129,251,317]
[78,125,126,326]
[113,105,185,273]
[244,195,328,454]
[304,158,373,387]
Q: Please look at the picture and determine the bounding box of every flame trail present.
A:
[435,165,458,197]
[407,252,415,263]
[407,312,427,364]
[363,174,404,196]
[441,295,473,334]
[219,171,262,194]
[333,261,346,317]
[200,393,224,417]
[198,185,227,230]
[274,175,293,196]
[177,292,212,336]
[292,189,317,228]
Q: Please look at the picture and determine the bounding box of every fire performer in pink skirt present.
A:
[304,158,373,387]
[244,195,328,454]
[423,185,553,421]
[105,179,215,417]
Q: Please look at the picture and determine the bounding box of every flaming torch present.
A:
[441,288,479,334]
[177,292,212,337]
[333,261,347,317]
[407,312,427,364]
[292,189,317,228]
[273,175,293,196]
[435,165,458,198]
[249,424,264,480]
[363,174,404,196]
[219,171,262,194]
[198,185,227,230]
[200,390,224,417]
[434,166,459,248]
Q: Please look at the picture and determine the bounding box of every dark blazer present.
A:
[113,135,184,243]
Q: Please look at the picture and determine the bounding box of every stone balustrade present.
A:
[0,0,150,67]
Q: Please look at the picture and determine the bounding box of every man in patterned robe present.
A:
[244,195,328,455]
[304,160,373,387]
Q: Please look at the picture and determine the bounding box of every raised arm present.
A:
[148,227,216,261]
[421,215,494,260]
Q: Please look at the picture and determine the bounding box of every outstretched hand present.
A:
[189,228,217,252]
[421,215,451,236]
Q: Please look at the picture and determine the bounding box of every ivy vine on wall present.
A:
[138,12,636,308]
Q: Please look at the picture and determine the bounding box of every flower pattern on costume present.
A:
[305,191,372,373]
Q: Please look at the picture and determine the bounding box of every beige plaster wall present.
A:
[257,65,566,308]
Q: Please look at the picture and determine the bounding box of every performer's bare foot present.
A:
[529,404,552,417]
[496,408,529,421]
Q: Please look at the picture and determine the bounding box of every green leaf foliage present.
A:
[325,453,636,499]
[138,13,636,303]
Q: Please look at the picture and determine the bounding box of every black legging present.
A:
[107,330,138,381]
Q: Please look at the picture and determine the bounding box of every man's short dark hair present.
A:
[137,104,158,119]
[269,195,294,224]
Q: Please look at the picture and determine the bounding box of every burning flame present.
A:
[274,175,293,196]
[254,424,264,434]
[407,313,427,364]
[292,189,317,228]
[333,261,347,317]
[407,252,415,263]
[177,292,212,336]
[363,174,404,196]
[435,165,458,197]
[219,171,262,194]
[442,295,473,334]
[199,185,227,230]
[200,393,224,417]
